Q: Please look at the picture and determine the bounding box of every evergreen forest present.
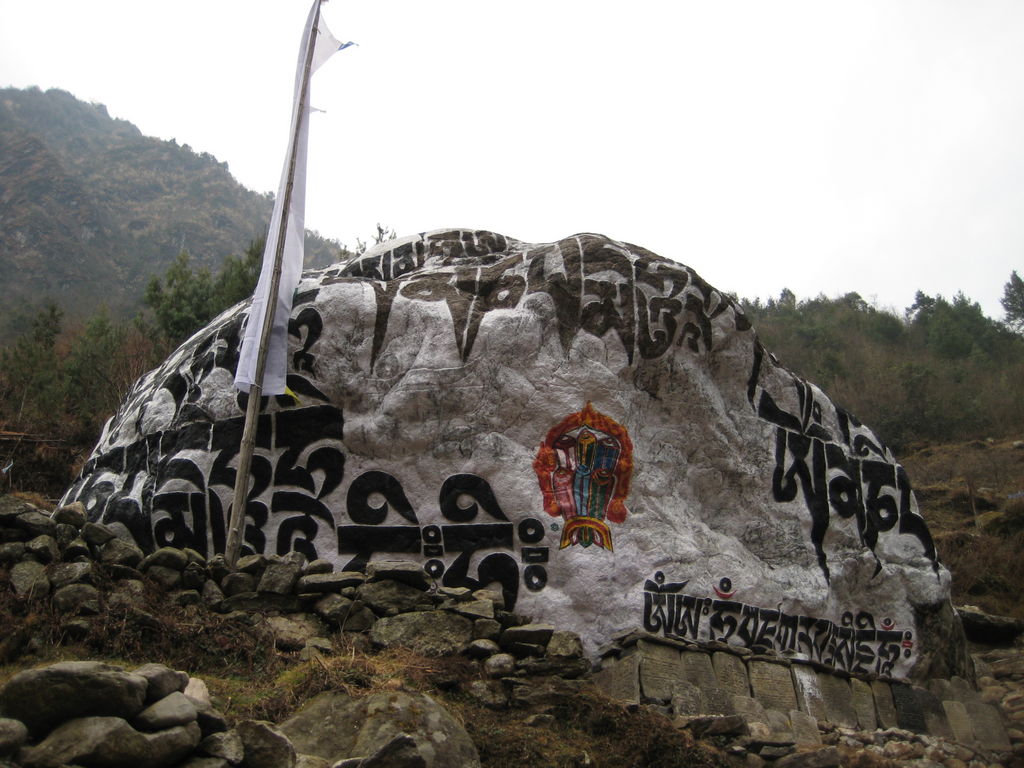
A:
[1,253,1021,500]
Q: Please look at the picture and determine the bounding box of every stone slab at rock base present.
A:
[749,660,797,714]
[597,635,1016,764]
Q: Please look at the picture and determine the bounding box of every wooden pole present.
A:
[224,1,323,569]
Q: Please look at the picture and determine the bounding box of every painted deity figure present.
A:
[534,402,633,550]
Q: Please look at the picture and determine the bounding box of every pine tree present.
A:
[1001,270,1024,332]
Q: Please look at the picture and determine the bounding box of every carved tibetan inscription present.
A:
[641,572,912,676]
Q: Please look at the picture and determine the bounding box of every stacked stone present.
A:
[0,498,588,693]
[0,660,439,768]
[0,660,220,767]
[592,630,1016,767]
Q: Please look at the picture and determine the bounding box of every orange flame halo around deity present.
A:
[533,402,634,551]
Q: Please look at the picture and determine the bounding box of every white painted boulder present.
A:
[61,229,966,680]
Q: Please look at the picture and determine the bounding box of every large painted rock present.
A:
[61,229,965,681]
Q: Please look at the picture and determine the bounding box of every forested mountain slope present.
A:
[0,86,340,339]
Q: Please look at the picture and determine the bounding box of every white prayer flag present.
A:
[234,1,350,395]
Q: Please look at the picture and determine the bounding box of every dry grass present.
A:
[445,687,723,768]
[901,439,1024,497]
[901,439,1024,618]
[933,530,1024,618]
[221,642,473,723]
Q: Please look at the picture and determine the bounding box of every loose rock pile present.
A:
[0,495,593,767]
[0,659,478,768]
[0,660,215,767]
[0,496,587,680]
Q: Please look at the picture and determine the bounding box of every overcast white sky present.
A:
[2,0,1022,320]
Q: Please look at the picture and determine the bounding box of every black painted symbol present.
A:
[518,518,545,543]
[521,547,549,563]
[348,470,417,524]
[439,474,508,522]
[524,564,547,592]
[422,525,444,556]
[712,576,735,598]
[425,559,445,579]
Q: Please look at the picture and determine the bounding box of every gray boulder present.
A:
[236,720,296,768]
[0,717,28,756]
[48,561,96,589]
[369,612,472,655]
[25,534,59,564]
[197,729,244,763]
[279,690,479,768]
[298,572,365,593]
[99,537,144,568]
[357,580,433,617]
[257,561,300,594]
[57,229,966,681]
[361,734,427,768]
[51,583,101,614]
[9,560,50,600]
[12,510,56,538]
[17,716,200,768]
[51,502,87,527]
[264,614,327,652]
[81,521,117,546]
[142,547,190,571]
[0,661,148,737]
[365,562,429,590]
[134,663,190,703]
[133,691,198,731]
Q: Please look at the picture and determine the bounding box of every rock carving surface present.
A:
[61,229,959,680]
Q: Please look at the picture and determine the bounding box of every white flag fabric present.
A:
[234,1,349,395]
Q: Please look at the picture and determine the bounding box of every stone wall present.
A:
[594,630,1015,760]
